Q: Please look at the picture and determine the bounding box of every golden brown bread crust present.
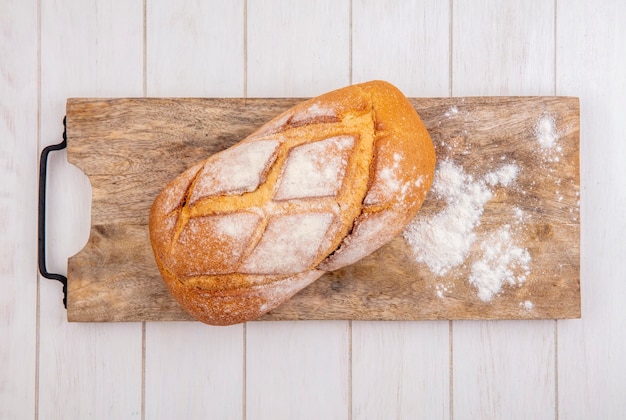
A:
[149,80,436,325]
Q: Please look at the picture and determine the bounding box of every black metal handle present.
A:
[38,117,68,308]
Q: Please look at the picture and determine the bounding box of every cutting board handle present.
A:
[38,116,68,308]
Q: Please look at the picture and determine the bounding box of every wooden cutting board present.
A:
[65,96,580,322]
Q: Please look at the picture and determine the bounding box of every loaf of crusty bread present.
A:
[149,80,436,325]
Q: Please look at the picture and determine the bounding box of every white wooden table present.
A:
[2,1,624,418]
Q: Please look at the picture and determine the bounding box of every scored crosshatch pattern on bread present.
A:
[149,81,436,325]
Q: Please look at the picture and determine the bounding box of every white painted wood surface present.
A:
[352,322,450,419]
[246,0,351,97]
[351,0,450,97]
[144,322,244,419]
[146,0,244,97]
[450,2,557,418]
[1,0,625,418]
[556,1,626,418]
[246,322,350,420]
[0,1,37,419]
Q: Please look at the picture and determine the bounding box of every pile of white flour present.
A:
[402,159,529,301]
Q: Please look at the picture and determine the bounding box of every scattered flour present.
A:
[444,106,459,117]
[469,225,531,301]
[535,114,558,149]
[435,282,454,298]
[403,160,493,275]
[403,160,531,301]
[483,164,518,187]
[513,206,526,222]
[534,113,577,220]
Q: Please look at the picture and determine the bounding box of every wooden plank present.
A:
[352,321,450,419]
[246,322,350,420]
[245,3,351,420]
[556,1,626,418]
[453,321,556,419]
[0,0,38,418]
[38,1,143,418]
[144,323,244,418]
[352,0,450,97]
[143,2,245,419]
[450,1,558,419]
[64,95,580,323]
[246,0,350,97]
[145,0,244,97]
[451,0,555,96]
[351,2,451,418]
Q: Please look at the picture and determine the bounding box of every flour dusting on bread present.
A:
[149,81,436,325]
[241,212,335,274]
[174,212,261,276]
[291,101,338,125]
[190,140,280,202]
[275,135,355,200]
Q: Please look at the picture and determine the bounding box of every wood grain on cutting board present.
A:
[65,96,580,322]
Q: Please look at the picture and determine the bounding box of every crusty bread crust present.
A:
[149,81,436,325]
